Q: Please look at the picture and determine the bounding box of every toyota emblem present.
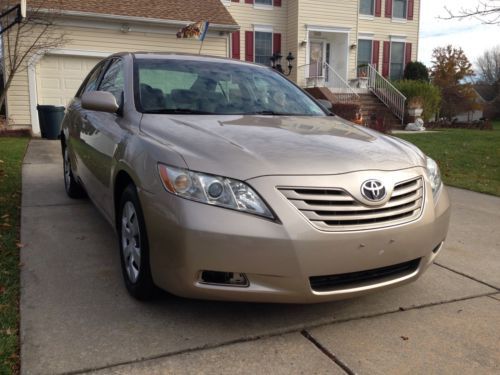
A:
[361,180,386,201]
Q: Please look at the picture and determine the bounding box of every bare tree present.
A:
[441,1,500,24]
[476,46,500,84]
[0,0,66,114]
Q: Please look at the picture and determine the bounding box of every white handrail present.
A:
[323,62,360,104]
[364,64,406,123]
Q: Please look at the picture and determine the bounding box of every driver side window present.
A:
[99,59,125,106]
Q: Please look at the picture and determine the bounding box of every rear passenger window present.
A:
[99,59,125,105]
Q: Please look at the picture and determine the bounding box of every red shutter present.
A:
[245,31,254,62]
[385,0,392,17]
[372,40,380,70]
[273,33,281,55]
[245,0,253,4]
[274,0,282,6]
[382,41,390,78]
[407,0,414,20]
[231,31,240,59]
[375,0,382,17]
[405,43,412,66]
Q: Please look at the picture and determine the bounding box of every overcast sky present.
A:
[418,0,500,70]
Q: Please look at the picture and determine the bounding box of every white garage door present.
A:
[36,55,102,107]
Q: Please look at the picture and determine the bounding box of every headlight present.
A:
[426,157,442,198]
[157,164,275,219]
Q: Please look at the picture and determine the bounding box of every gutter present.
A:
[37,9,240,32]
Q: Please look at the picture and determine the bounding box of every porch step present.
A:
[358,93,403,129]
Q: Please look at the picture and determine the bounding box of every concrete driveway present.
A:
[21,140,500,374]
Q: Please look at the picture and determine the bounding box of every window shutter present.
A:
[385,0,392,17]
[382,41,390,78]
[405,43,412,67]
[274,0,282,6]
[407,0,414,20]
[273,33,281,55]
[245,31,254,62]
[232,0,240,3]
[231,31,240,59]
[375,0,382,17]
[245,0,253,4]
[372,40,380,70]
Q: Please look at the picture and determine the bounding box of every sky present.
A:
[418,0,500,70]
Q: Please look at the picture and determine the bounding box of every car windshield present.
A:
[135,58,326,116]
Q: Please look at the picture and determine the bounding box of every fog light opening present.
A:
[200,271,249,287]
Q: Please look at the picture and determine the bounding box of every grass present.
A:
[396,121,500,196]
[0,137,29,375]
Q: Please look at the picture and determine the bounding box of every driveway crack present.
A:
[434,263,499,291]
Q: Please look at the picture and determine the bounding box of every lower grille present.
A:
[309,258,421,292]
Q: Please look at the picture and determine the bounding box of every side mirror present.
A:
[81,91,119,113]
[317,99,333,111]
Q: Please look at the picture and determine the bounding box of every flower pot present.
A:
[357,77,368,89]
[408,108,423,117]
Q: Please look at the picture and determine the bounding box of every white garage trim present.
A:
[29,49,111,135]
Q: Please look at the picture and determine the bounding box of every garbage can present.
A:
[37,105,65,140]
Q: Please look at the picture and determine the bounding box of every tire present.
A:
[118,184,155,300]
[63,147,86,198]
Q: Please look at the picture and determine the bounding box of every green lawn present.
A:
[396,121,500,196]
[0,137,29,375]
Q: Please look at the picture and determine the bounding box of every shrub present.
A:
[403,61,429,81]
[393,80,441,121]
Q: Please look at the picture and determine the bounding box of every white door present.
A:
[309,41,324,78]
[36,55,102,107]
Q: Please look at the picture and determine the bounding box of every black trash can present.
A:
[37,105,65,140]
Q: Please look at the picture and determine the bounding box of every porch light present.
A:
[270,52,295,76]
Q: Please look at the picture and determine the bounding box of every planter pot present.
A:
[357,77,368,89]
[408,108,423,117]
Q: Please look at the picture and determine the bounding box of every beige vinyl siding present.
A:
[358,0,420,72]
[286,0,300,82]
[225,1,287,64]
[5,23,228,127]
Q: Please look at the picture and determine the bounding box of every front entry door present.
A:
[309,41,324,78]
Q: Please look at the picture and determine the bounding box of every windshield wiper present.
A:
[145,108,215,115]
[249,110,295,116]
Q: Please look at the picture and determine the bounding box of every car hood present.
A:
[140,114,425,181]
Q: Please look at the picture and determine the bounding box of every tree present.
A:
[442,1,500,24]
[0,1,66,117]
[430,45,480,119]
[403,61,429,82]
[476,45,500,85]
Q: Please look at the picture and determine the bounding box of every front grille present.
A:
[310,258,421,292]
[279,177,424,231]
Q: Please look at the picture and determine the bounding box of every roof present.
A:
[36,0,238,27]
[473,84,498,102]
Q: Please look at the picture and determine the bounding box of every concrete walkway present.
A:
[20,140,500,374]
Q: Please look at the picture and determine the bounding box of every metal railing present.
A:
[299,62,359,104]
[323,62,359,104]
[363,64,406,123]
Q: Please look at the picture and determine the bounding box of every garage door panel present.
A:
[36,55,103,106]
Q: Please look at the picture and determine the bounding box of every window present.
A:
[99,59,125,105]
[390,42,405,80]
[393,0,407,19]
[254,31,273,66]
[255,0,273,5]
[360,0,374,15]
[357,40,373,68]
[135,59,326,116]
[78,62,105,97]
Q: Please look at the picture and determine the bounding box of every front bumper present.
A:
[140,168,451,303]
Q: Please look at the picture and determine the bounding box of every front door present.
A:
[309,41,324,78]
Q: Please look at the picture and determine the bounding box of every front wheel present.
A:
[63,147,85,198]
[118,184,155,300]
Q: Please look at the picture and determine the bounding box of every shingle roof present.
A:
[37,0,238,26]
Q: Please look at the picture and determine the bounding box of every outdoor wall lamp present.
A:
[270,52,295,76]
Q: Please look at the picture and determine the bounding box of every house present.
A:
[3,0,419,134]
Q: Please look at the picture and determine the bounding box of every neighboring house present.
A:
[453,88,486,123]
[3,0,419,134]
